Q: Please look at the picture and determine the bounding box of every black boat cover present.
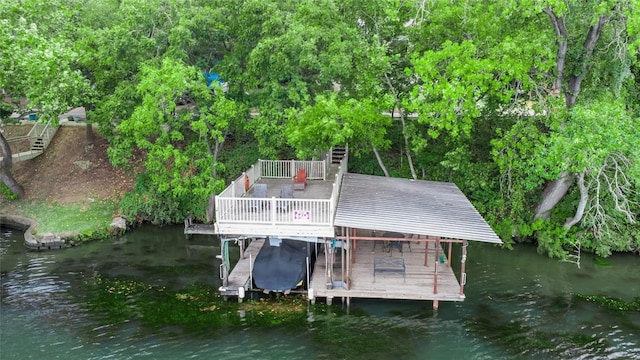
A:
[252,238,308,291]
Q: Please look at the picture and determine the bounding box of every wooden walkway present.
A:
[184,222,216,236]
[219,238,264,297]
[310,240,464,302]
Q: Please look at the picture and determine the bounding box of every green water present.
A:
[1,225,639,359]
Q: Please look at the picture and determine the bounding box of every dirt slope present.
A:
[3,125,135,205]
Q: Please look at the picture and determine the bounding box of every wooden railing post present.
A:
[271,197,276,225]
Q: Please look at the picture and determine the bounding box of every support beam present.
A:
[433,237,440,294]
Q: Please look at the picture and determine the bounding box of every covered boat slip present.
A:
[310,234,466,303]
[308,173,502,307]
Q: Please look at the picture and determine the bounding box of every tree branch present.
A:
[543,7,568,93]
[564,171,588,228]
[371,142,390,177]
[565,15,608,108]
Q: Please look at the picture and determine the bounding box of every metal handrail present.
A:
[1,120,58,163]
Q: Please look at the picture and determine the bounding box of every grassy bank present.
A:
[1,198,119,241]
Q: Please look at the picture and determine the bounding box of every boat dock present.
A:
[310,238,464,304]
[186,150,502,308]
[219,238,264,297]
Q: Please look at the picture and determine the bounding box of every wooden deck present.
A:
[310,240,464,302]
[219,238,264,297]
[184,223,216,236]
[212,159,346,238]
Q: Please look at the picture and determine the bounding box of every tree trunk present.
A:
[534,172,573,220]
[383,73,417,179]
[84,104,95,146]
[371,142,390,177]
[204,126,228,223]
[0,169,24,198]
[399,112,417,180]
[564,171,588,228]
[205,193,215,223]
[534,9,608,224]
[0,131,25,198]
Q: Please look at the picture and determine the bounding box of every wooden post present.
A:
[271,196,276,225]
[459,240,468,296]
[346,228,351,290]
[352,228,357,263]
[341,236,345,287]
[447,241,452,267]
[424,236,429,266]
[325,242,332,289]
[433,300,439,310]
[433,237,440,294]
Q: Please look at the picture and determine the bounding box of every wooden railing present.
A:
[215,198,333,225]
[214,155,345,230]
[259,159,326,180]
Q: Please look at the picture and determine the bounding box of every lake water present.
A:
[1,225,639,359]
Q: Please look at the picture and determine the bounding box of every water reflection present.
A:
[1,225,639,359]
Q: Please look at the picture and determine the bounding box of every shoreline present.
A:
[0,214,67,250]
[0,211,128,250]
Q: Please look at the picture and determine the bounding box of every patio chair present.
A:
[293,168,307,190]
[276,184,294,212]
[249,183,268,211]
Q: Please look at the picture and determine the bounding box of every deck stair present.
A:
[331,146,346,164]
[0,119,58,163]
[31,137,45,151]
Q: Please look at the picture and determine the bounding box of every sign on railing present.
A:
[293,210,311,222]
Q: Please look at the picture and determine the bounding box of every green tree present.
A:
[0,0,89,198]
[406,0,640,257]
[109,57,245,223]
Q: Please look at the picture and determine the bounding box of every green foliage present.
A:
[285,94,392,159]
[217,129,262,183]
[3,0,640,259]
[0,0,91,121]
[0,183,18,200]
[573,294,640,312]
[534,224,574,260]
[120,173,206,225]
[81,274,416,358]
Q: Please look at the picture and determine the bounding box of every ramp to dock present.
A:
[220,238,264,296]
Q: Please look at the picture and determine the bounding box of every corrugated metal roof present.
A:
[334,173,502,244]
